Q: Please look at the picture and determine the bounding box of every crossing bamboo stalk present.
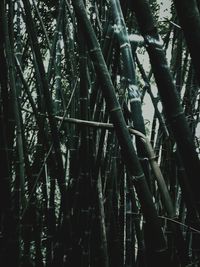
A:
[131,0,200,221]
[71,1,170,262]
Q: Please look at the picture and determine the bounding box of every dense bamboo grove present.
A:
[0,0,200,266]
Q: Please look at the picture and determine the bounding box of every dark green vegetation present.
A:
[0,0,200,266]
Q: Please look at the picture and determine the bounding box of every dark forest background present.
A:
[0,0,200,266]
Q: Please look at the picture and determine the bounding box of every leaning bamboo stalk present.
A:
[173,0,200,86]
[57,115,174,216]
[15,56,39,117]
[131,0,200,220]
[22,0,67,207]
[4,2,26,209]
[135,55,169,138]
[32,0,51,50]
[15,6,46,261]
[76,19,93,267]
[110,0,154,202]
[0,6,16,265]
[91,28,114,118]
[57,113,188,263]
[71,1,168,262]
[110,0,148,171]
[1,2,24,265]
[47,0,64,82]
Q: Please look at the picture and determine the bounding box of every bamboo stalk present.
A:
[173,0,200,85]
[131,0,200,222]
[22,0,67,208]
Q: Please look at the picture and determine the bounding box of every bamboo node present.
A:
[138,157,148,161]
[113,24,122,34]
[129,84,141,101]
[89,47,101,53]
[144,34,163,47]
[110,106,121,113]
[120,42,131,49]
[148,155,157,160]
[132,173,145,181]
[130,98,141,103]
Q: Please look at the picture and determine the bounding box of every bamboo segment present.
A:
[72,0,169,263]
[131,0,200,220]
[173,0,200,85]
